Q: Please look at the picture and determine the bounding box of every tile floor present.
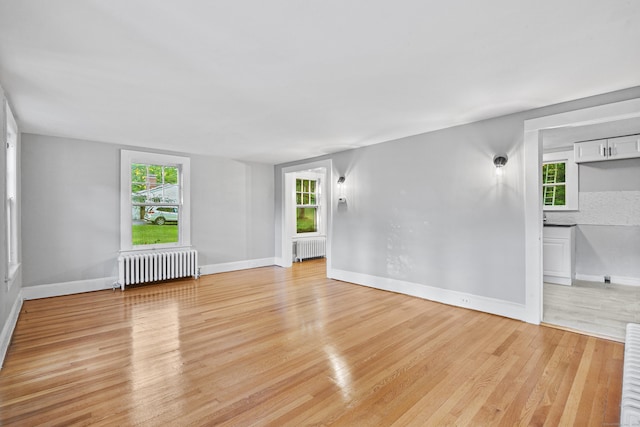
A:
[543,279,640,342]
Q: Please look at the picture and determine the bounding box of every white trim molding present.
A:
[22,277,118,300]
[575,273,640,287]
[199,257,275,276]
[328,268,528,322]
[19,257,275,300]
[120,150,191,252]
[279,160,333,272]
[0,290,23,368]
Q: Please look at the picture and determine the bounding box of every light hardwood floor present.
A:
[1,260,623,426]
[544,280,640,342]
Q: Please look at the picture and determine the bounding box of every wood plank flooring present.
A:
[0,260,624,426]
[544,280,640,341]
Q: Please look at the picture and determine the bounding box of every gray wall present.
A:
[276,86,640,306]
[580,158,640,192]
[21,134,275,287]
[578,158,640,280]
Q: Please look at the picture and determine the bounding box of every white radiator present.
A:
[295,238,326,262]
[621,323,640,426]
[117,249,199,290]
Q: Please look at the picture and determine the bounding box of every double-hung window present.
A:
[5,100,19,287]
[542,161,566,207]
[296,178,319,234]
[542,150,578,211]
[120,150,190,251]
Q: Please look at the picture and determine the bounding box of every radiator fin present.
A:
[295,238,326,262]
[622,323,640,426]
[118,249,198,290]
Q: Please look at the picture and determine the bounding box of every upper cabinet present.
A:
[574,134,640,163]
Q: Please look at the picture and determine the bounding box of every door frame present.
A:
[277,159,333,273]
[523,97,640,324]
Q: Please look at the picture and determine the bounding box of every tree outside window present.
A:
[296,179,318,233]
[542,162,566,206]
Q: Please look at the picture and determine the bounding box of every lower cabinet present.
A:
[543,225,576,286]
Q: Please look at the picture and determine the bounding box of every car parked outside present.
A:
[143,206,178,225]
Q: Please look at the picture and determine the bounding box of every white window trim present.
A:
[5,100,20,288]
[542,150,578,211]
[294,172,325,238]
[120,150,191,252]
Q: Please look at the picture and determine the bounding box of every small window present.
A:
[542,162,566,206]
[542,150,578,211]
[121,151,190,251]
[296,178,318,233]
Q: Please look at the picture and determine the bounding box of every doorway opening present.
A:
[523,98,640,333]
[278,159,333,276]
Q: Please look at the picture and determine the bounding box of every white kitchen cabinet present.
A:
[610,134,640,160]
[574,134,640,163]
[543,225,576,286]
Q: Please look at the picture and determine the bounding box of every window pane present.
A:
[303,194,309,205]
[555,185,566,205]
[543,184,566,206]
[543,162,566,184]
[132,164,147,184]
[163,166,178,184]
[296,207,317,233]
[556,163,566,183]
[310,180,316,192]
[132,208,179,245]
[296,179,301,192]
[147,165,163,185]
[296,193,302,204]
[302,180,308,192]
[310,194,316,205]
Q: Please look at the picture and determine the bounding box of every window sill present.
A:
[293,234,326,240]
[543,206,578,212]
[119,245,193,255]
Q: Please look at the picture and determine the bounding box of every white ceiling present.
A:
[1,1,639,164]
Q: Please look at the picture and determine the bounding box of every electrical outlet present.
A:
[461,297,470,304]
[604,275,611,284]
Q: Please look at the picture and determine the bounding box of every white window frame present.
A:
[5,100,19,288]
[542,150,578,211]
[294,172,324,237]
[120,150,191,252]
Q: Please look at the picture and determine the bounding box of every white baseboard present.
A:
[328,268,528,323]
[200,257,275,276]
[22,276,118,300]
[0,290,23,368]
[575,273,640,287]
[20,257,276,300]
[544,275,572,286]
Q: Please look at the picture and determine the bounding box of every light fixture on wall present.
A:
[337,176,346,203]
[493,154,508,176]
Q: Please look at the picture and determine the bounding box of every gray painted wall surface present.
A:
[576,225,640,279]
[21,134,275,287]
[329,122,526,303]
[276,86,640,306]
[579,158,640,192]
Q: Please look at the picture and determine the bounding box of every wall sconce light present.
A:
[337,176,347,203]
[493,154,508,176]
